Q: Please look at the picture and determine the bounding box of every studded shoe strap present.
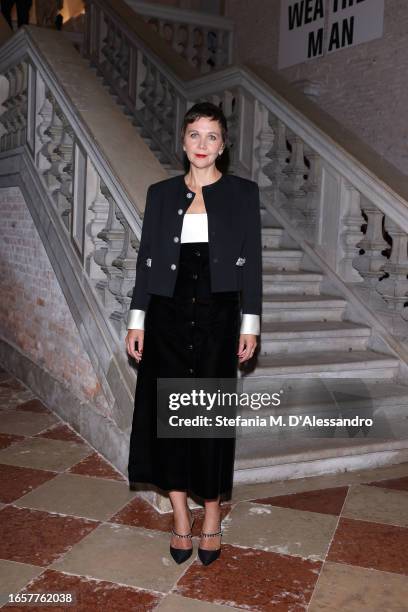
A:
[171,528,193,539]
[200,529,223,538]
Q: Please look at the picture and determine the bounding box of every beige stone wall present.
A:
[0,187,110,415]
[225,0,408,175]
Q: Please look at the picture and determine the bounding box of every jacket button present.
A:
[173,236,179,243]
[192,273,198,280]
[178,208,184,215]
[170,264,176,270]
[213,258,218,263]
[186,192,193,199]
[189,368,194,374]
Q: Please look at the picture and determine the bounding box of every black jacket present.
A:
[129,172,262,315]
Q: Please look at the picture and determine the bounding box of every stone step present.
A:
[259,321,371,354]
[236,380,408,437]
[233,432,408,485]
[261,227,284,248]
[262,269,323,296]
[262,294,347,322]
[262,248,303,270]
[243,349,400,379]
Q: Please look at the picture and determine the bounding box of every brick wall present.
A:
[0,187,111,415]
[226,0,408,175]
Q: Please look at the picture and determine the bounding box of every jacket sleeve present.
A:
[128,185,155,312]
[241,181,262,317]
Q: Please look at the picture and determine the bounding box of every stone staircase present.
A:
[113,110,408,481]
[125,117,403,377]
[1,10,407,497]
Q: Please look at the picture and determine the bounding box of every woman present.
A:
[126,102,262,566]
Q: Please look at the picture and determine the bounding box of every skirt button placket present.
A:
[188,252,199,377]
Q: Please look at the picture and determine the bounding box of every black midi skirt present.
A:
[127,242,240,500]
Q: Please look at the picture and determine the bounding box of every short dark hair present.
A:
[181,101,228,146]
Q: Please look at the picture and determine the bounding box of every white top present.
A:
[127,212,260,335]
[180,212,208,243]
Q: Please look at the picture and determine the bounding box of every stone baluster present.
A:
[299,147,320,237]
[199,27,212,74]
[0,63,28,151]
[100,16,115,82]
[14,63,28,148]
[111,208,138,333]
[53,107,74,230]
[280,133,308,220]
[152,69,165,137]
[142,15,156,33]
[110,27,121,87]
[213,29,227,69]
[95,3,107,68]
[169,21,179,53]
[214,90,237,169]
[40,91,64,198]
[120,36,131,95]
[0,69,14,151]
[266,115,290,208]
[255,103,275,191]
[159,78,175,151]
[155,18,165,39]
[36,87,53,173]
[85,171,110,282]
[111,29,123,88]
[338,183,365,282]
[376,217,408,323]
[353,200,388,289]
[139,57,155,127]
[184,23,196,68]
[93,185,126,313]
[133,47,145,113]
[163,21,176,50]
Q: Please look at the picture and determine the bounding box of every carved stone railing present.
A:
[0,61,142,338]
[83,0,408,351]
[0,26,163,423]
[124,0,233,72]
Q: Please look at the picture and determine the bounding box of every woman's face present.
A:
[183,116,224,171]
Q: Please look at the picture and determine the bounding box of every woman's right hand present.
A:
[126,329,144,363]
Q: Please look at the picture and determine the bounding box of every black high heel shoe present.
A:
[169,508,195,564]
[198,524,223,566]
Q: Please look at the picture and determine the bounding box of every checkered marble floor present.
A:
[1,365,408,611]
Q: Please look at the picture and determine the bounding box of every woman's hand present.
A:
[126,329,144,363]
[237,334,257,363]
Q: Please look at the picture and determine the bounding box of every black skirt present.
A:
[127,242,240,500]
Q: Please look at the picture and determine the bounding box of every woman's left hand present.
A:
[237,334,257,363]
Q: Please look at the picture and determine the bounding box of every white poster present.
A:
[326,0,384,55]
[279,0,325,69]
[279,0,384,69]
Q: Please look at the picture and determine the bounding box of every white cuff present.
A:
[127,309,145,330]
[240,314,260,335]
[127,310,259,334]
